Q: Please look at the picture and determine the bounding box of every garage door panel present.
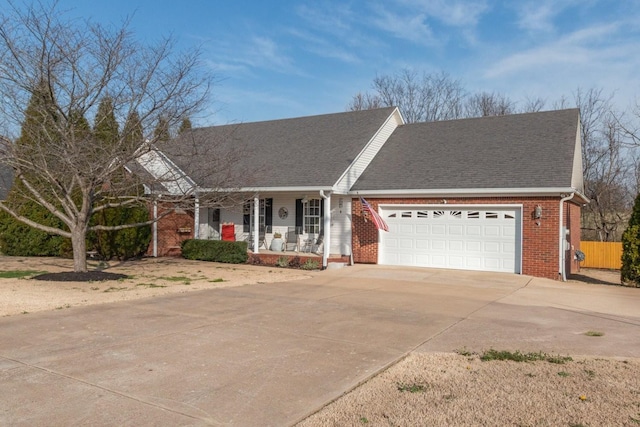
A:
[484,242,500,253]
[466,225,481,235]
[399,239,414,249]
[399,224,413,233]
[432,239,446,250]
[449,240,464,251]
[380,207,521,274]
[415,225,430,234]
[466,241,482,252]
[432,225,446,235]
[416,239,430,249]
[448,225,464,235]
[484,226,500,236]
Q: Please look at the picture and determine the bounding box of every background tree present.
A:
[621,192,640,285]
[464,91,515,117]
[347,69,466,123]
[88,97,151,260]
[153,116,171,142]
[0,2,234,272]
[178,117,192,135]
[0,81,70,256]
[567,88,634,241]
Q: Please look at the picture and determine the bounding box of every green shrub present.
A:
[275,256,289,267]
[181,239,248,264]
[622,192,640,285]
[0,200,70,257]
[301,259,319,270]
[87,206,151,260]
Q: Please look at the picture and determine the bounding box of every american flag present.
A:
[360,197,389,232]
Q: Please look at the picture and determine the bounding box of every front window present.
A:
[243,199,270,232]
[304,199,321,234]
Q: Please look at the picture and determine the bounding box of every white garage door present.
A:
[379,207,521,273]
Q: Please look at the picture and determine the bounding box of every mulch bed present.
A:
[33,271,128,282]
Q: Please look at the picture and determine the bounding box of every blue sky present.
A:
[44,1,640,124]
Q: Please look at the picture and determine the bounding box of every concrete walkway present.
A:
[0,265,638,426]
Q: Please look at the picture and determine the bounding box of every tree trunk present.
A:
[71,227,88,272]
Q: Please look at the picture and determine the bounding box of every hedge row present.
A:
[181,239,248,264]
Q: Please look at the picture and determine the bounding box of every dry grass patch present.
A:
[298,352,640,427]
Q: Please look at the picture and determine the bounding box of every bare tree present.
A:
[465,91,515,117]
[571,88,635,241]
[347,69,466,123]
[0,2,240,272]
[346,92,383,111]
[521,96,546,113]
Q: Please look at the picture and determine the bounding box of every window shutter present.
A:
[265,198,273,232]
[319,199,325,236]
[295,199,303,233]
[243,202,250,232]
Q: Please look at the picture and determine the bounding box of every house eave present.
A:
[195,186,343,195]
[351,187,590,202]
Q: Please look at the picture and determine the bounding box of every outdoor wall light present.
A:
[534,205,542,219]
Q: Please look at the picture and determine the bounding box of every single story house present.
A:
[139,107,587,281]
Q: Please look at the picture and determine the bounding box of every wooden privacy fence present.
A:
[579,241,622,269]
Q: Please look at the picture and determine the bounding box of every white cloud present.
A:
[206,35,303,77]
[286,28,361,64]
[485,22,623,78]
[370,5,436,45]
[395,0,489,27]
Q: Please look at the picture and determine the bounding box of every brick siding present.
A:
[148,204,194,257]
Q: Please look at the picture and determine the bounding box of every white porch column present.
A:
[253,195,260,253]
[152,200,158,258]
[321,191,331,269]
[194,195,200,239]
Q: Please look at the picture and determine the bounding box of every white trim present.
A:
[353,187,588,201]
[194,196,200,239]
[152,200,158,258]
[197,186,338,194]
[333,108,403,192]
[253,196,259,253]
[320,190,331,269]
[559,192,575,281]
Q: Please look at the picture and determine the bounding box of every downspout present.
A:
[320,190,331,269]
[153,200,158,257]
[559,192,575,281]
[194,195,200,240]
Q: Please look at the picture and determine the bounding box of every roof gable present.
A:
[352,109,582,192]
[157,107,398,190]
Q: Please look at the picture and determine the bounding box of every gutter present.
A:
[559,192,576,281]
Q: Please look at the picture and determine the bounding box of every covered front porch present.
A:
[193,192,353,269]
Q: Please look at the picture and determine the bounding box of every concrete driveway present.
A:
[1,265,638,426]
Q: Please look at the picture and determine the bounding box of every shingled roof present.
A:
[158,107,398,189]
[352,109,581,192]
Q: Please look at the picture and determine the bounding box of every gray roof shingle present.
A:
[352,109,580,191]
[158,107,397,189]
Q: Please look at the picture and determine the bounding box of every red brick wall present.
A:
[149,205,194,257]
[352,197,582,280]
